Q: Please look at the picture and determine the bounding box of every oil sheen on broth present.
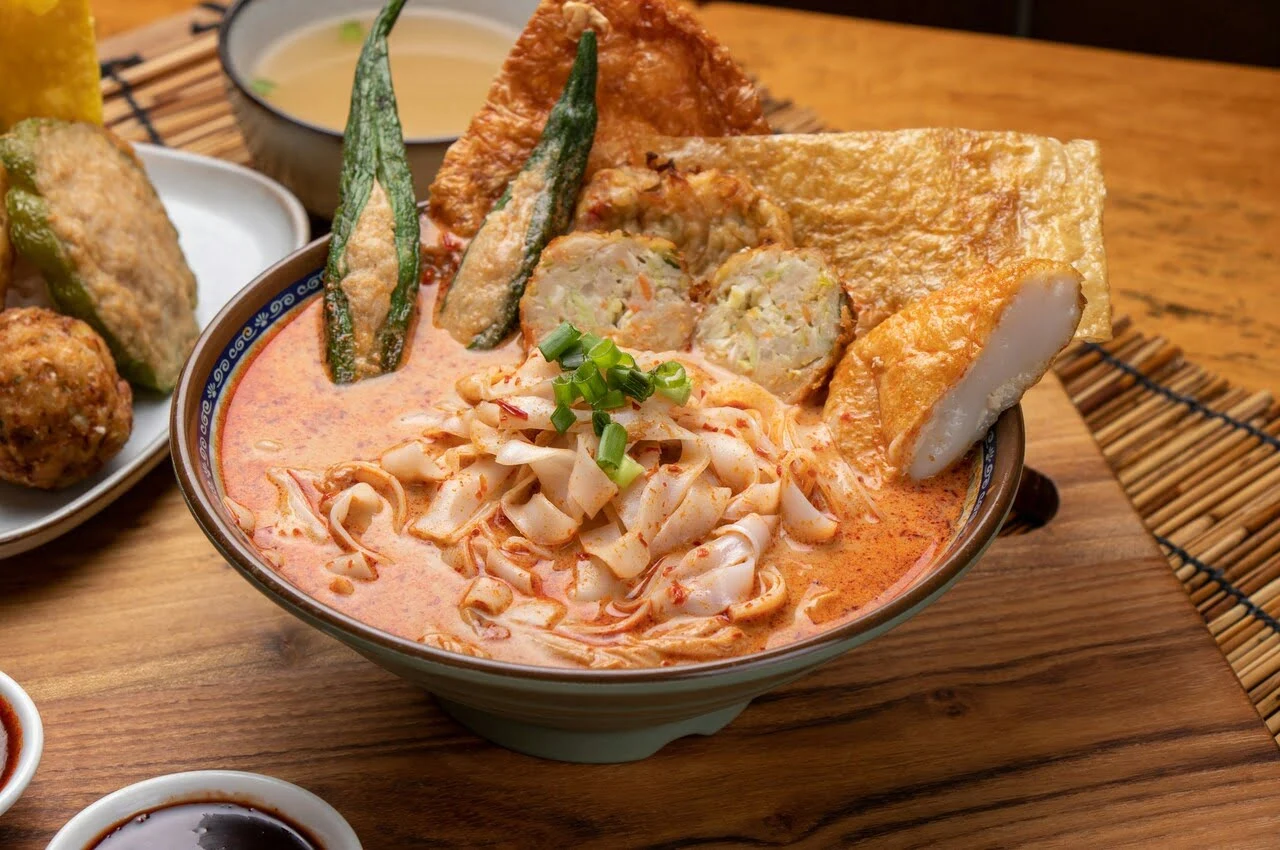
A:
[218,285,973,669]
[252,11,513,139]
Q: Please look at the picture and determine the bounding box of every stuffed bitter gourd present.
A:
[322,0,421,384]
[0,119,199,392]
[436,30,598,350]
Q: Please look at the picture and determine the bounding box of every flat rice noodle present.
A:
[780,479,838,543]
[462,575,513,615]
[629,442,710,538]
[701,431,760,492]
[649,477,731,558]
[568,434,618,518]
[570,555,624,602]
[580,521,650,580]
[502,477,580,547]
[381,440,448,483]
[266,468,329,542]
[412,459,514,543]
[324,551,378,581]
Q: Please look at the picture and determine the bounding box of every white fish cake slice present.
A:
[520,230,696,351]
[826,258,1084,479]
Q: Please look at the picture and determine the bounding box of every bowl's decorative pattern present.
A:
[196,269,324,483]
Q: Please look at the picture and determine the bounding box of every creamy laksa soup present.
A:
[251,10,514,139]
[215,0,1102,672]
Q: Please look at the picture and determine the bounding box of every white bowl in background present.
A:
[46,770,361,849]
[0,670,43,818]
[218,0,540,217]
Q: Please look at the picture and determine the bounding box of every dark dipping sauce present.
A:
[0,695,19,791]
[90,801,320,850]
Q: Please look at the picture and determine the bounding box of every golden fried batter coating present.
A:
[0,307,132,489]
[573,165,793,280]
[639,130,1110,342]
[428,0,769,238]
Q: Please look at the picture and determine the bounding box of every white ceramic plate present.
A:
[0,144,309,559]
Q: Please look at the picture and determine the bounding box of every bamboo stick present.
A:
[101,33,218,97]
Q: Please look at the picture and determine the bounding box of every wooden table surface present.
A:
[2,2,1279,847]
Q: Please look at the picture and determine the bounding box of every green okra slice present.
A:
[322,0,421,384]
[436,30,599,350]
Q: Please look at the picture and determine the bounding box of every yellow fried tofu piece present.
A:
[638,130,1110,343]
[0,0,104,129]
[826,259,1084,480]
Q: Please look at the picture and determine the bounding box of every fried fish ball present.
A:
[573,165,793,280]
[694,246,851,403]
[521,231,696,351]
[0,307,133,490]
[0,119,199,391]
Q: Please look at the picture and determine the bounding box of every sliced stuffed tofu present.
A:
[694,246,851,403]
[521,231,696,352]
[0,119,198,392]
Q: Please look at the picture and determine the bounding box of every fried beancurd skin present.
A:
[826,258,1084,480]
[694,246,851,403]
[520,231,696,351]
[0,307,132,490]
[0,120,199,392]
[573,165,793,280]
[427,0,770,239]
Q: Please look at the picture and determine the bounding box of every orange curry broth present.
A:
[218,286,973,667]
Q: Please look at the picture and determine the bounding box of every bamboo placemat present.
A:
[96,8,1280,740]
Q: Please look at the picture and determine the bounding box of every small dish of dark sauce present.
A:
[89,800,321,850]
[0,694,20,791]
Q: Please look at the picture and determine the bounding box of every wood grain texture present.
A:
[0,3,1274,847]
[3,378,1280,848]
[699,3,1280,391]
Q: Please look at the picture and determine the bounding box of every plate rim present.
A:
[0,144,310,558]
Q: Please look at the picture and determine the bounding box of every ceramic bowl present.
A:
[218,0,539,217]
[171,237,1024,763]
[46,771,360,849]
[0,671,43,818]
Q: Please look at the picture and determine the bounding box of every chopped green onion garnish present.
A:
[574,362,608,404]
[592,409,612,437]
[588,338,623,371]
[617,351,636,368]
[551,403,576,434]
[599,389,626,410]
[539,322,582,362]
[609,454,646,488]
[552,375,579,407]
[250,77,276,96]
[559,344,587,369]
[608,365,654,401]
[580,333,603,356]
[652,361,691,405]
[596,422,628,471]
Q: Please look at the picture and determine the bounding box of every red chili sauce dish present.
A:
[0,694,20,792]
[89,801,320,850]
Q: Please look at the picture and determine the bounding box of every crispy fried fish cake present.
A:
[694,246,851,403]
[521,231,696,351]
[428,0,769,238]
[0,119,199,391]
[0,307,133,490]
[573,165,793,280]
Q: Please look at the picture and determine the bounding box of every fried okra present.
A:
[0,119,199,392]
[694,246,851,403]
[521,231,697,352]
[573,165,793,280]
[0,307,132,489]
